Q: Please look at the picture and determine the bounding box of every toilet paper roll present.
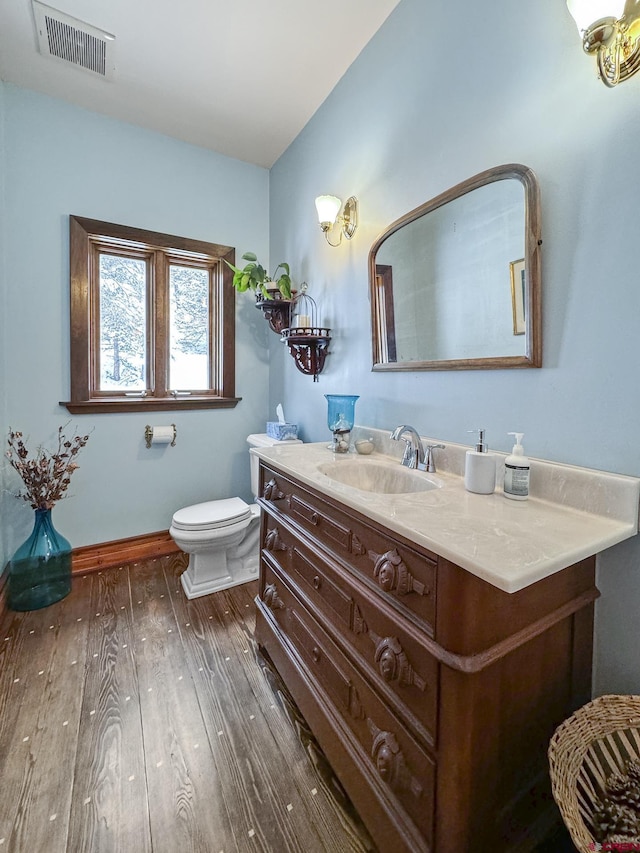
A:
[145,424,176,447]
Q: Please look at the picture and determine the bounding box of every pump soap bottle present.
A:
[504,432,530,501]
[464,429,496,495]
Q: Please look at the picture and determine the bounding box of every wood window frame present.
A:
[63,216,240,414]
[373,264,397,364]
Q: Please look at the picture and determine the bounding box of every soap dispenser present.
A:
[464,429,496,495]
[504,432,530,501]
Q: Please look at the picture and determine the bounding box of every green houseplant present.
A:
[225,252,292,300]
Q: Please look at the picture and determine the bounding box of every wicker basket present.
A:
[548,694,640,852]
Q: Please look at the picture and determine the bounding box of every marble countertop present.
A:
[252,433,640,594]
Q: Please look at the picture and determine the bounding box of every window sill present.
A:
[61,396,242,414]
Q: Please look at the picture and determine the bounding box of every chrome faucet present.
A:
[390,425,445,473]
[390,425,425,470]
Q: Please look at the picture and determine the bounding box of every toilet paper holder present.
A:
[145,424,177,448]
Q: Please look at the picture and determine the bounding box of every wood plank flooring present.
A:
[0,557,375,853]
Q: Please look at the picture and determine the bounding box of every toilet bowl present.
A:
[170,433,301,599]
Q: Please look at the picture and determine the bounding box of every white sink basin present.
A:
[317,458,440,495]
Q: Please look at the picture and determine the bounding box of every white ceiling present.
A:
[0,0,401,168]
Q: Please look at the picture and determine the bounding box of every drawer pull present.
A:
[262,583,285,610]
[369,548,426,597]
[263,479,286,502]
[265,527,287,552]
[312,646,322,663]
[370,633,427,692]
[368,719,423,799]
[313,575,322,590]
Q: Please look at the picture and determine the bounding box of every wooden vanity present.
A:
[254,458,600,852]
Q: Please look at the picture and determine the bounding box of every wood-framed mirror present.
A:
[369,164,542,371]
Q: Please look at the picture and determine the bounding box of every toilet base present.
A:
[176,508,261,600]
[180,554,259,599]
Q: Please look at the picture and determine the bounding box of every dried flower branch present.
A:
[6,425,90,510]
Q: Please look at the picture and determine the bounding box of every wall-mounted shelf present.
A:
[281,327,331,382]
[255,283,331,380]
[255,291,295,334]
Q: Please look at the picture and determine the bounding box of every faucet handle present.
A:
[424,443,445,473]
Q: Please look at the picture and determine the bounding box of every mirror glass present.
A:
[369,164,541,370]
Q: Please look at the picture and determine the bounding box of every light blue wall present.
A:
[0,84,271,566]
[269,0,640,694]
[0,81,6,570]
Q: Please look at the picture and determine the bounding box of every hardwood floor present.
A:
[0,557,375,853]
[0,555,578,852]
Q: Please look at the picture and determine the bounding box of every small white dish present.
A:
[355,439,375,455]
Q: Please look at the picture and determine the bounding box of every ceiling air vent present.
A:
[32,1,115,79]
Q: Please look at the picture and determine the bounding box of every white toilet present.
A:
[170,433,301,599]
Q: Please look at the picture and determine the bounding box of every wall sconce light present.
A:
[567,0,640,86]
[315,195,358,246]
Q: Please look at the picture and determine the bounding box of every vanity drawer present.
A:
[262,514,438,744]
[260,464,437,631]
[257,562,436,847]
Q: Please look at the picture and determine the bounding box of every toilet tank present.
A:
[246,433,302,499]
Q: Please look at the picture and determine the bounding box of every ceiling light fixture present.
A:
[315,195,358,247]
[567,0,640,86]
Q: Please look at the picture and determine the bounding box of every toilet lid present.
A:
[172,497,251,531]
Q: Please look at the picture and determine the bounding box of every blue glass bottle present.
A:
[8,509,72,611]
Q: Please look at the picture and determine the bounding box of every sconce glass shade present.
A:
[567,0,624,31]
[315,195,342,227]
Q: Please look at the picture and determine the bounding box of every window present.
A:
[64,216,239,413]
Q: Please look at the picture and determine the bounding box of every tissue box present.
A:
[266,422,298,441]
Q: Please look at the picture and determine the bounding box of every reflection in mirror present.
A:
[369,164,541,371]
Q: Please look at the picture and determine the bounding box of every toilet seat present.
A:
[171,497,251,532]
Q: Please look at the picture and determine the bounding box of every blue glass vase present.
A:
[325,394,359,453]
[8,509,72,611]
